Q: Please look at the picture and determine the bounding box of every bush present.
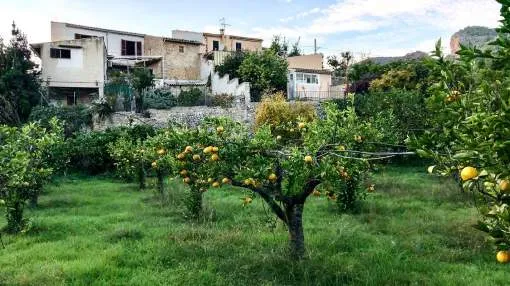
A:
[29,105,92,137]
[143,89,176,109]
[177,88,205,106]
[65,125,156,174]
[354,90,427,144]
[238,50,288,102]
[216,51,246,80]
[0,119,64,232]
[208,93,234,108]
[255,92,316,140]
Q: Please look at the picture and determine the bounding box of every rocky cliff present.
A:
[450,26,497,54]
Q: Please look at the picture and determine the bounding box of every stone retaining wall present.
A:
[94,104,258,130]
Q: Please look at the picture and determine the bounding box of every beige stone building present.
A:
[144,35,201,80]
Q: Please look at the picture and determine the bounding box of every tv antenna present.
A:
[219,17,231,34]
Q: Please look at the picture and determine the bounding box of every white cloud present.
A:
[256,0,501,55]
[280,7,321,23]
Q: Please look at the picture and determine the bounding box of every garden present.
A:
[1,1,510,284]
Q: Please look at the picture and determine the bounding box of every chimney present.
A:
[220,28,225,35]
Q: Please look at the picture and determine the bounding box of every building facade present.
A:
[51,22,145,58]
[144,35,202,80]
[31,37,106,104]
[287,54,338,100]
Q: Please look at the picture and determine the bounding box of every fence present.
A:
[293,90,346,101]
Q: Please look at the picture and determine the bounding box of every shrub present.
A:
[208,93,234,108]
[255,92,316,140]
[238,50,288,102]
[354,90,427,145]
[65,125,155,175]
[177,88,205,106]
[29,105,92,137]
[0,119,64,232]
[216,51,246,80]
[143,89,176,109]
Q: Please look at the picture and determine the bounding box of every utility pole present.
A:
[314,38,317,54]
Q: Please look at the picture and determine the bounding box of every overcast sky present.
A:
[0,0,502,57]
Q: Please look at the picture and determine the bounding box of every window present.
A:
[75,33,94,39]
[212,40,219,51]
[179,46,184,53]
[296,72,318,84]
[50,48,71,59]
[136,41,142,56]
[236,42,242,51]
[121,39,142,56]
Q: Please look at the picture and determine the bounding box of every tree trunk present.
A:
[29,194,38,208]
[187,186,203,219]
[6,201,25,233]
[137,165,146,191]
[285,203,305,259]
[157,170,164,196]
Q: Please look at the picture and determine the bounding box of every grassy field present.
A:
[0,166,508,285]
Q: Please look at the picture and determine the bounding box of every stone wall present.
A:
[94,104,257,130]
[144,35,201,80]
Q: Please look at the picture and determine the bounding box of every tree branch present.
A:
[231,180,288,224]
[297,178,321,204]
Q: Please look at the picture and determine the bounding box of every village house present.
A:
[30,37,107,105]
[287,54,342,100]
[32,22,206,105]
[172,28,263,65]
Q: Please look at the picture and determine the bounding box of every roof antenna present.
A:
[219,17,230,35]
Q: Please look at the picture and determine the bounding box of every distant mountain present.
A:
[450,26,497,54]
[368,51,429,65]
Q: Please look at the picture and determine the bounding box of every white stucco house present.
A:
[31,37,107,105]
[287,54,342,100]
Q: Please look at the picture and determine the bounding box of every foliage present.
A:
[254,92,316,141]
[208,93,234,108]
[177,88,205,106]
[0,119,64,232]
[66,125,155,175]
[328,52,353,87]
[412,0,510,251]
[143,89,176,109]
[369,60,434,93]
[138,95,389,259]
[269,35,289,57]
[0,23,41,125]
[131,68,155,113]
[354,90,427,145]
[28,105,92,137]
[238,49,288,102]
[216,51,246,80]
[288,38,302,57]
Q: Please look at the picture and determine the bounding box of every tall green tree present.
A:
[238,49,288,102]
[0,22,41,125]
[131,68,154,113]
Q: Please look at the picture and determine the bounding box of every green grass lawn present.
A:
[0,166,508,285]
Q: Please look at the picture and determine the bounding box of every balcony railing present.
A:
[292,90,346,101]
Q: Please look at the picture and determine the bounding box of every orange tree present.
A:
[109,132,174,194]
[412,0,510,257]
[152,102,397,258]
[0,118,64,233]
